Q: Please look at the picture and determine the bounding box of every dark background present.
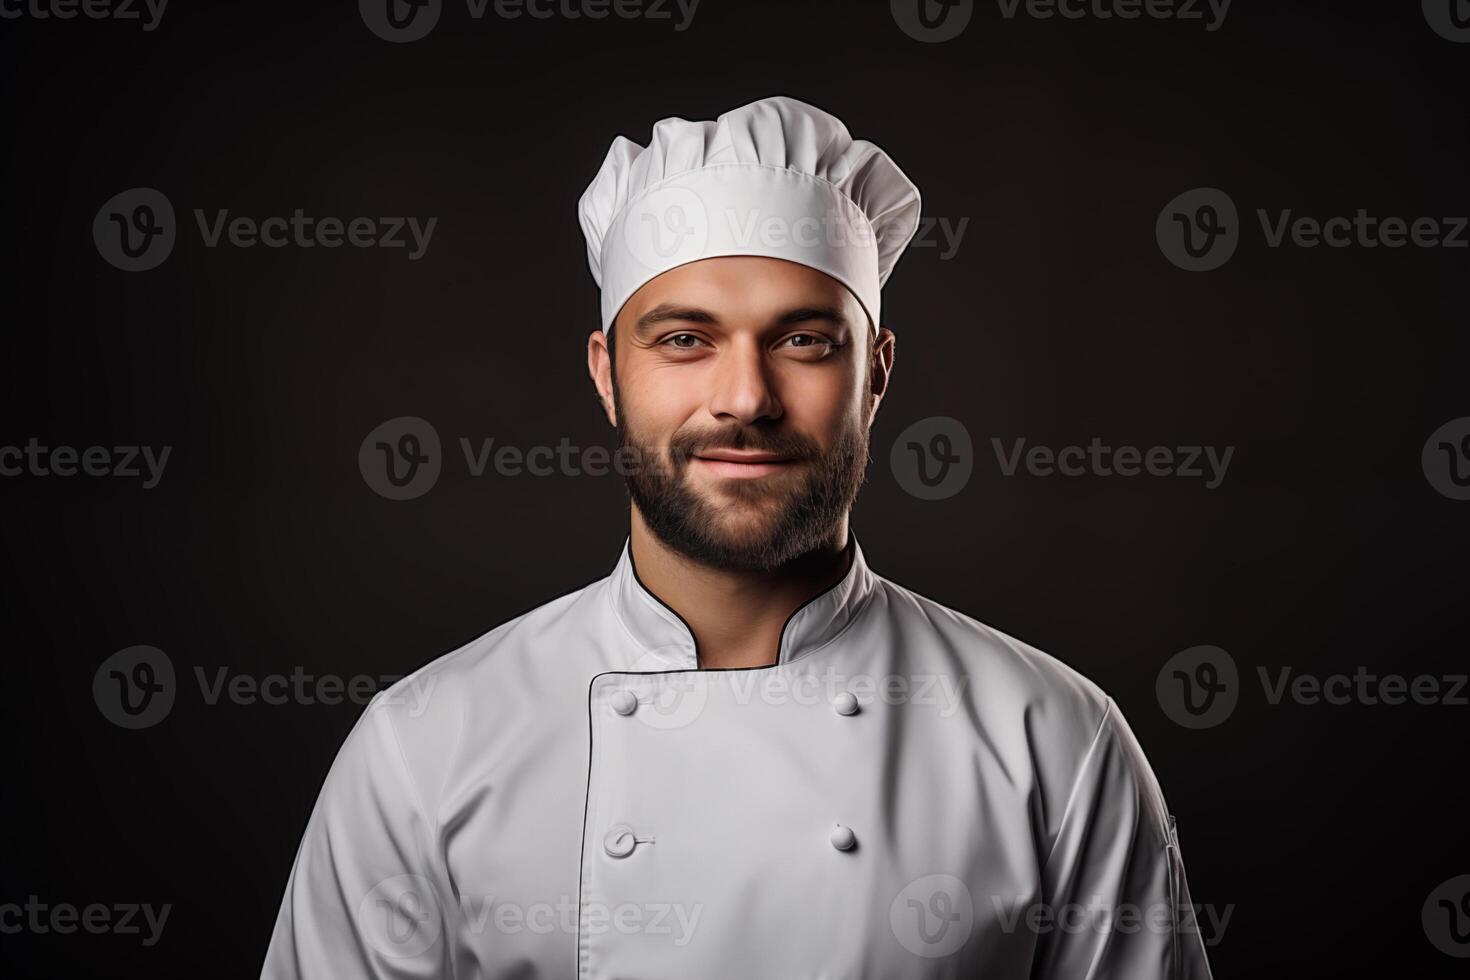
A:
[2,0,1467,975]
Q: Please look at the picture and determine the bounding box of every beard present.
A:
[613,382,872,574]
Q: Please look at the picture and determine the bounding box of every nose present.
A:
[705,337,782,425]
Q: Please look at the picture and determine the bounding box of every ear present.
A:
[866,326,896,425]
[587,328,618,427]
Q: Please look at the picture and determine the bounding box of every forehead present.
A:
[614,255,867,331]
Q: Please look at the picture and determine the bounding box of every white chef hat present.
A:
[578,96,922,335]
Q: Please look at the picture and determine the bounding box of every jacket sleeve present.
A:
[261,691,450,979]
[1031,699,1215,980]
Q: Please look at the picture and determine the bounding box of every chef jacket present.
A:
[262,535,1215,979]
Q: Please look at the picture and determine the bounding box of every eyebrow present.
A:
[633,303,849,336]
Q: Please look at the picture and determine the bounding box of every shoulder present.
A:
[340,570,614,798]
[868,575,1120,787]
[873,575,1112,729]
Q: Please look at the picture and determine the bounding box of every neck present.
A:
[628,508,853,669]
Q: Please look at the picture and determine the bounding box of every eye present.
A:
[660,333,708,350]
[779,333,844,357]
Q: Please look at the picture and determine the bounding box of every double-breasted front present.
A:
[262,537,1214,979]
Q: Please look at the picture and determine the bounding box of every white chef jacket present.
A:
[262,535,1214,979]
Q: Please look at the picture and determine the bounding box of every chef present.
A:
[262,96,1215,979]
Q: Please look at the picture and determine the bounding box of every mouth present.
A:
[690,450,797,480]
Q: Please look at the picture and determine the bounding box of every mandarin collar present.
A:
[605,533,878,670]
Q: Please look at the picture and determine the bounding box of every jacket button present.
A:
[830,824,857,851]
[604,825,638,858]
[832,692,860,716]
[611,691,638,716]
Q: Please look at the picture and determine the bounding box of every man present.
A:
[263,96,1214,979]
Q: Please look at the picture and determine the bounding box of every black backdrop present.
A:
[2,0,1468,976]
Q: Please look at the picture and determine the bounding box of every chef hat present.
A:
[578,96,922,335]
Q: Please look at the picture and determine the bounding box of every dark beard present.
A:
[613,385,871,574]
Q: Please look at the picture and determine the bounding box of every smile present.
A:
[691,452,796,479]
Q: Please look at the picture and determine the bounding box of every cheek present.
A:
[620,363,705,435]
[775,365,864,442]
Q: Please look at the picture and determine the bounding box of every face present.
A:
[588,256,895,573]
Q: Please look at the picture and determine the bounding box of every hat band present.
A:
[599,162,882,334]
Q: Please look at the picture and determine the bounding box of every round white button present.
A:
[833,692,859,716]
[611,691,638,716]
[604,825,638,858]
[830,824,857,851]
